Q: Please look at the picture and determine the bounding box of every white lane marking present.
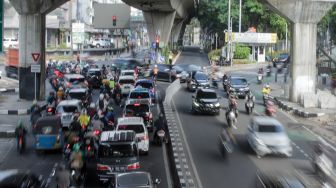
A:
[162,143,173,188]
[46,163,58,186]
[0,139,14,164]
[171,100,204,188]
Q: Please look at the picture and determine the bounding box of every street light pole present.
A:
[239,0,242,33]
[227,0,231,62]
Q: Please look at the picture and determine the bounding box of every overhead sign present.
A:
[31,64,41,73]
[225,32,277,44]
[72,23,85,44]
[31,53,40,62]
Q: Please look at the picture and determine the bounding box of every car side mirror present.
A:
[154,178,161,185]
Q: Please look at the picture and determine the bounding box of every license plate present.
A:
[124,86,130,89]
[64,115,71,120]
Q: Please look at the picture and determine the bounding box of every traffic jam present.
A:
[27,58,165,187]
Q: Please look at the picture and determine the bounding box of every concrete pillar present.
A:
[171,20,184,44]
[143,11,176,45]
[18,14,46,100]
[262,0,336,102]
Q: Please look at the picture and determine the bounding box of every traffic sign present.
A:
[31,64,41,73]
[31,53,40,62]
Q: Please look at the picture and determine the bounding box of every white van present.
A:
[118,75,135,95]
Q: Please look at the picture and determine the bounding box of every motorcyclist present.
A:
[47,91,56,106]
[15,119,27,151]
[228,90,238,117]
[70,143,84,174]
[104,104,115,127]
[153,64,159,81]
[153,113,167,144]
[113,83,122,99]
[109,78,115,92]
[222,73,228,82]
[55,163,71,188]
[258,68,264,74]
[91,115,104,132]
[262,83,271,96]
[87,103,96,119]
[30,100,41,127]
[78,109,90,131]
[96,93,108,112]
[57,87,65,101]
[245,90,255,102]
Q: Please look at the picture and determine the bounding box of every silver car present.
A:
[56,99,83,128]
[111,171,160,188]
[247,116,292,158]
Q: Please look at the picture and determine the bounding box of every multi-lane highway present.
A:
[171,47,320,187]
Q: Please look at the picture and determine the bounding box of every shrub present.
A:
[234,45,250,59]
[208,49,221,60]
[233,59,256,64]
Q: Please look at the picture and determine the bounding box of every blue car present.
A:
[34,116,64,151]
[135,79,157,102]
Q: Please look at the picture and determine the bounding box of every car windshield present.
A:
[231,78,247,85]
[117,125,145,134]
[118,173,149,186]
[69,78,85,83]
[130,92,150,99]
[197,91,217,99]
[57,105,78,113]
[68,92,85,100]
[258,124,284,133]
[88,71,101,76]
[98,144,136,158]
[35,125,59,135]
[279,54,289,59]
[119,79,134,84]
[195,73,207,80]
[122,72,134,76]
[135,82,153,89]
[125,105,149,116]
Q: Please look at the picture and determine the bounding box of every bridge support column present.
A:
[171,19,184,49]
[9,0,69,100]
[143,11,176,45]
[262,0,335,102]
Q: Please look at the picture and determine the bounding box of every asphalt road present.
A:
[0,76,171,188]
[171,47,320,188]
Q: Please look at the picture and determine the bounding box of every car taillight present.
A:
[127,162,140,170]
[47,108,53,112]
[134,103,140,106]
[87,146,91,151]
[97,164,110,171]
[94,130,100,135]
[140,135,149,141]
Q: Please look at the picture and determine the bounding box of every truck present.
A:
[5,48,19,78]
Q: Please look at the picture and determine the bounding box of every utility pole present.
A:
[215,32,218,50]
[69,1,73,55]
[285,22,288,52]
[239,0,242,33]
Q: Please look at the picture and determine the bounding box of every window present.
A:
[258,124,284,133]
[130,92,149,99]
[119,79,135,84]
[135,82,153,89]
[98,144,136,158]
[117,124,145,134]
[125,105,149,116]
[197,91,217,99]
[57,105,78,113]
[230,78,247,85]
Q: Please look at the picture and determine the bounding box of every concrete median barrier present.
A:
[164,79,181,106]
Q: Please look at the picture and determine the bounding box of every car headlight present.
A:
[255,137,266,146]
[215,103,220,107]
[193,101,200,107]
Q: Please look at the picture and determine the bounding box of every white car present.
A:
[118,75,135,95]
[116,117,149,154]
[56,99,83,128]
[91,38,111,48]
[247,116,293,158]
[121,70,137,79]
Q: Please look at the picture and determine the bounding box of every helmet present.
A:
[81,109,87,115]
[59,87,63,91]
[99,93,104,100]
[73,143,80,152]
[89,103,95,108]
[265,83,270,88]
[154,64,158,68]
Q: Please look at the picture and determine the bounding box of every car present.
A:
[256,171,306,188]
[91,38,111,48]
[150,64,177,82]
[63,74,86,89]
[118,75,135,95]
[135,79,156,102]
[173,64,195,82]
[128,87,152,105]
[97,130,140,182]
[67,87,91,107]
[247,116,293,158]
[86,68,102,88]
[56,99,83,128]
[187,71,210,91]
[123,100,154,131]
[273,53,290,68]
[0,169,46,188]
[110,171,161,188]
[121,69,137,79]
[116,117,149,154]
[191,88,220,115]
[228,76,250,98]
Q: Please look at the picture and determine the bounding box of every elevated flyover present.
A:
[122,0,197,45]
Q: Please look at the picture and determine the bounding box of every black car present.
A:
[86,68,102,88]
[0,169,46,188]
[187,71,210,91]
[150,64,177,82]
[273,53,290,68]
[110,171,160,188]
[228,76,250,98]
[97,130,140,182]
[192,88,220,115]
[256,171,306,188]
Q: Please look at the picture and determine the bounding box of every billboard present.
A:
[225,32,277,44]
[93,3,131,29]
[72,23,85,44]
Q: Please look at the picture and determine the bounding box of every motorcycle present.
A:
[265,101,276,116]
[71,168,84,186]
[17,133,25,154]
[46,105,55,116]
[218,131,234,157]
[245,99,254,115]
[212,79,219,89]
[266,67,271,77]
[115,93,121,105]
[226,108,237,129]
[153,129,167,145]
[223,79,229,92]
[257,74,263,84]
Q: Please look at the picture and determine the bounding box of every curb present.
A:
[0,88,19,93]
[274,97,325,118]
[0,130,15,138]
[0,109,30,115]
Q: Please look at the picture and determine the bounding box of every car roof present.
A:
[253,117,282,126]
[100,130,136,143]
[64,74,84,79]
[116,171,151,187]
[57,99,81,106]
[136,79,153,84]
[197,88,216,93]
[68,88,87,92]
[119,75,135,80]
[117,117,144,125]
